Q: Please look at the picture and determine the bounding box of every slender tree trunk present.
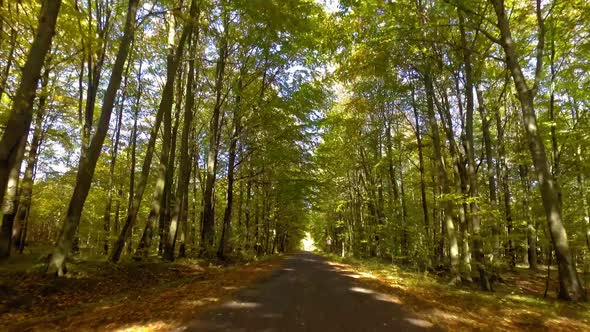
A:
[158,13,184,256]
[548,21,561,209]
[459,12,491,291]
[433,175,442,264]
[163,4,199,261]
[178,188,190,257]
[0,16,16,102]
[12,67,50,251]
[573,107,590,253]
[236,179,244,249]
[476,87,503,265]
[0,0,61,206]
[264,192,272,255]
[437,84,470,279]
[159,73,182,255]
[423,71,460,280]
[410,89,430,254]
[244,171,253,250]
[0,136,26,258]
[398,153,408,259]
[0,0,3,48]
[191,149,200,253]
[49,0,139,274]
[254,183,261,255]
[80,0,111,163]
[201,8,229,257]
[18,211,30,254]
[77,46,84,124]
[580,173,590,252]
[102,58,131,255]
[495,94,516,268]
[519,164,538,270]
[217,75,243,260]
[358,145,380,257]
[128,61,141,211]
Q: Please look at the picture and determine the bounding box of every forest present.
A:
[1,0,590,330]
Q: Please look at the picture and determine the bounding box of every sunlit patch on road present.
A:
[350,286,375,294]
[221,301,261,309]
[373,292,402,304]
[405,318,434,328]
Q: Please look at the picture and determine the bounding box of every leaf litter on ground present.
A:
[0,255,284,331]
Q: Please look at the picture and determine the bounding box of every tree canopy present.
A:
[1,0,590,305]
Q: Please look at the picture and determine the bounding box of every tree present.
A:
[0,0,61,207]
[489,0,585,301]
[48,0,139,275]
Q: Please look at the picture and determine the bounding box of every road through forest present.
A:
[184,252,439,331]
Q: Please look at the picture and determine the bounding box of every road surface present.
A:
[184,252,439,331]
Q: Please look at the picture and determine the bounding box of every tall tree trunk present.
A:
[0,14,16,102]
[437,83,470,279]
[49,0,138,274]
[12,66,51,251]
[191,147,200,253]
[410,89,430,255]
[0,0,3,48]
[358,145,380,257]
[102,56,131,255]
[459,12,491,291]
[158,11,183,257]
[217,75,243,260]
[572,107,590,253]
[81,1,111,161]
[244,170,253,250]
[423,71,460,280]
[236,179,244,249]
[398,152,408,260]
[519,164,537,270]
[495,90,516,269]
[264,190,272,255]
[178,187,190,257]
[476,87,504,265]
[548,20,561,209]
[128,61,142,212]
[201,7,229,257]
[0,0,61,206]
[163,4,199,261]
[490,0,585,300]
[159,73,183,255]
[579,170,590,253]
[254,182,261,255]
[0,136,26,258]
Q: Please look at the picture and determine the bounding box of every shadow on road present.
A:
[183,252,439,332]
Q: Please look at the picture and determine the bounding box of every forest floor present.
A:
[322,253,590,331]
[0,246,284,331]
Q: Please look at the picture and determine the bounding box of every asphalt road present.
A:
[184,252,439,332]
